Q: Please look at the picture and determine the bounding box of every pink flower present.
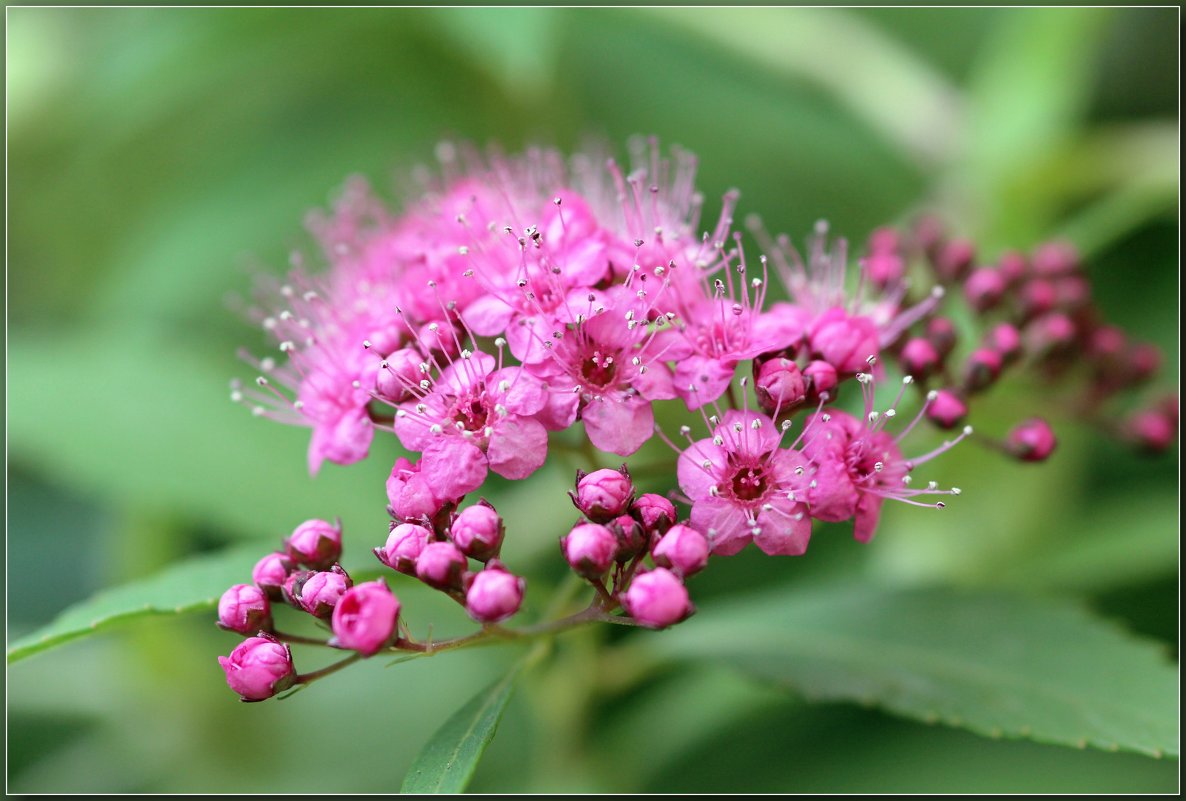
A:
[331,580,401,656]
[800,374,969,542]
[218,634,296,702]
[386,457,453,524]
[675,408,812,557]
[526,288,677,456]
[757,220,944,376]
[392,345,549,497]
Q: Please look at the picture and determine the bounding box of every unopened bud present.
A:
[415,541,467,590]
[926,388,968,429]
[1025,312,1077,360]
[286,518,342,570]
[217,634,295,702]
[251,552,294,601]
[1031,240,1079,276]
[899,338,942,380]
[571,466,634,523]
[464,563,525,623]
[218,583,272,634]
[1006,418,1057,462]
[561,522,618,579]
[376,522,432,574]
[933,238,975,281]
[1019,279,1058,320]
[375,348,423,403]
[753,356,807,413]
[986,323,1023,365]
[963,348,1004,393]
[296,565,352,619]
[997,250,1028,286]
[609,514,648,562]
[964,267,1007,313]
[803,359,838,399]
[622,568,692,629]
[1124,408,1177,453]
[925,316,958,357]
[651,524,709,577]
[631,493,677,537]
[330,580,400,656]
[450,502,504,561]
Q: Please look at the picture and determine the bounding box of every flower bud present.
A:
[465,564,525,624]
[1054,275,1091,310]
[632,493,677,537]
[651,524,709,578]
[864,250,904,288]
[1019,279,1057,320]
[415,541,468,590]
[609,514,648,563]
[562,522,618,578]
[1031,240,1079,276]
[964,267,1007,313]
[898,337,942,381]
[375,347,423,403]
[753,356,807,414]
[803,359,838,400]
[926,389,968,429]
[218,583,272,634]
[912,214,946,258]
[986,323,1023,365]
[282,569,314,608]
[296,565,352,619]
[450,502,504,561]
[286,518,342,570]
[962,348,1003,393]
[925,316,958,357]
[217,634,295,702]
[1124,408,1177,453]
[330,580,400,656]
[387,458,448,523]
[867,226,900,254]
[375,522,433,574]
[622,568,692,629]
[997,250,1027,286]
[1086,326,1127,364]
[932,238,974,281]
[1127,343,1162,384]
[808,308,879,374]
[571,467,634,523]
[1025,312,1077,360]
[251,552,294,601]
[1006,418,1057,462]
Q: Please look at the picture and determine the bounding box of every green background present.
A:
[7,7,1179,792]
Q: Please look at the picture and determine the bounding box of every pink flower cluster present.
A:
[219,139,1176,700]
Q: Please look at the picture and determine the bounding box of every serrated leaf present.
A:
[401,665,522,793]
[7,544,260,663]
[651,584,1178,758]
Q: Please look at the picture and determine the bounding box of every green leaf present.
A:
[7,544,260,664]
[650,584,1178,758]
[401,664,522,793]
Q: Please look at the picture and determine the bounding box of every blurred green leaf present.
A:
[651,584,1178,758]
[401,663,523,793]
[7,328,391,538]
[7,544,260,663]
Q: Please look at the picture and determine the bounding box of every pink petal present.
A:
[422,437,488,497]
[583,396,654,456]
[853,492,884,543]
[490,367,547,416]
[754,500,812,556]
[689,498,752,556]
[674,356,736,410]
[487,416,548,480]
[462,295,516,337]
[677,438,726,501]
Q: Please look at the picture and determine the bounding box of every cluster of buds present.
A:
[216,519,402,701]
[377,496,525,625]
[858,219,1177,457]
[562,467,703,628]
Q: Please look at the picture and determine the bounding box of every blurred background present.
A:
[7,7,1178,793]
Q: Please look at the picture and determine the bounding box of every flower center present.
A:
[450,392,490,432]
[729,463,768,501]
[580,351,617,390]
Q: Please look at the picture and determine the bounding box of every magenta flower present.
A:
[675,409,812,557]
[622,568,692,629]
[800,374,969,542]
[464,563,526,624]
[392,346,549,498]
[526,288,678,456]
